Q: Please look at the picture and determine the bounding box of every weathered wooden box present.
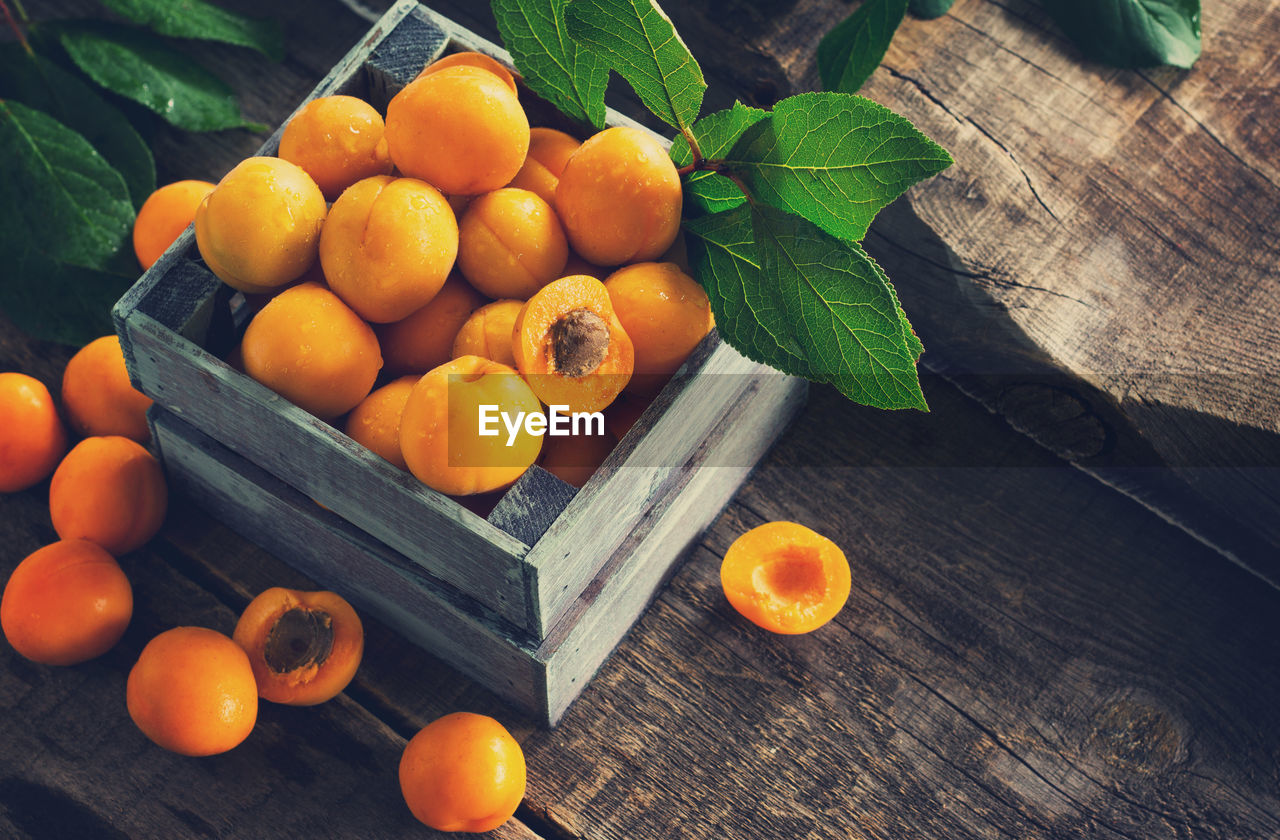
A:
[113,2,806,723]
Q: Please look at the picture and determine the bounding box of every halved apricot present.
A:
[720,522,851,634]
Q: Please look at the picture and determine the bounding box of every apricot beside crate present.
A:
[112,1,807,725]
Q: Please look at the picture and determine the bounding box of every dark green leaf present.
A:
[0,247,135,345]
[59,22,266,132]
[101,0,284,60]
[0,44,155,207]
[1039,0,1200,68]
[726,92,952,242]
[818,0,908,94]
[491,0,608,128]
[565,0,706,132]
[753,205,926,410]
[670,102,766,216]
[909,0,956,19]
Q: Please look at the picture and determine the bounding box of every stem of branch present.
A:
[0,0,31,56]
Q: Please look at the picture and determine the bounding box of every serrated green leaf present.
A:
[59,22,265,132]
[670,102,766,216]
[101,0,284,61]
[0,44,155,207]
[565,0,706,132]
[909,0,956,19]
[491,0,607,129]
[726,92,952,242]
[818,0,908,94]
[1039,0,1200,68]
[753,204,927,410]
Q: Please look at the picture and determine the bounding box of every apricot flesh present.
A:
[720,522,851,634]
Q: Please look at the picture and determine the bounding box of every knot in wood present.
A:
[551,308,609,377]
[264,607,334,674]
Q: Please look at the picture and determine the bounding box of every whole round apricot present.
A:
[278,95,394,200]
[605,261,713,390]
[416,51,516,92]
[0,372,67,493]
[377,273,486,376]
[507,127,581,206]
[457,187,568,300]
[343,376,418,470]
[61,335,154,444]
[451,299,524,368]
[49,436,167,556]
[133,180,215,270]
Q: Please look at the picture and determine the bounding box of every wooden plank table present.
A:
[3,1,1278,837]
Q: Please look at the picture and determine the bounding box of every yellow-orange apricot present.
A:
[540,430,615,489]
[195,156,327,294]
[61,335,154,444]
[555,126,682,266]
[513,275,633,413]
[343,376,418,470]
[0,373,68,493]
[720,521,851,634]
[605,262,713,392]
[416,51,516,92]
[1,539,132,666]
[132,180,215,270]
[507,127,581,206]
[385,66,530,195]
[240,282,383,419]
[278,95,394,200]
[233,587,363,706]
[49,436,167,556]
[127,626,258,756]
[399,356,542,496]
[377,273,487,376]
[320,175,459,323]
[399,712,526,833]
[457,188,568,299]
[451,299,523,367]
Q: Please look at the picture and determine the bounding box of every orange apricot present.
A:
[320,175,459,323]
[377,273,487,376]
[555,126,682,266]
[399,356,542,496]
[540,430,615,489]
[233,587,363,706]
[132,180,215,270]
[1,539,132,665]
[127,626,258,756]
[385,65,530,195]
[343,376,418,470]
[457,188,568,300]
[399,712,526,833]
[451,299,523,368]
[513,275,634,413]
[416,51,517,92]
[0,372,68,493]
[194,156,327,294]
[240,282,383,419]
[278,95,394,200]
[507,127,581,206]
[61,335,154,444]
[49,436,167,556]
[605,261,713,392]
[720,521,852,635]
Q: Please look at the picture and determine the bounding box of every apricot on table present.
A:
[1,539,132,666]
[384,65,530,196]
[377,273,487,376]
[507,127,581,206]
[456,187,568,300]
[61,335,154,444]
[399,711,526,833]
[127,626,258,756]
[343,376,418,470]
[0,372,68,493]
[399,355,542,496]
[240,282,383,419]
[513,274,634,413]
[720,521,851,635]
[451,299,523,368]
[132,180,215,270]
[555,126,682,266]
[278,95,394,200]
[49,436,167,556]
[416,51,516,92]
[320,175,459,323]
[194,156,327,294]
[233,587,363,706]
[605,261,713,392]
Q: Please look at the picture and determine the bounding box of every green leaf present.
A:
[818,0,908,94]
[101,0,284,60]
[909,0,956,19]
[1,247,135,345]
[490,0,607,129]
[59,22,266,132]
[753,205,926,410]
[669,102,766,216]
[1039,0,1200,68]
[0,44,155,207]
[726,92,952,242]
[565,0,706,132]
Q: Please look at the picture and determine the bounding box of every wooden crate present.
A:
[113,2,807,722]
